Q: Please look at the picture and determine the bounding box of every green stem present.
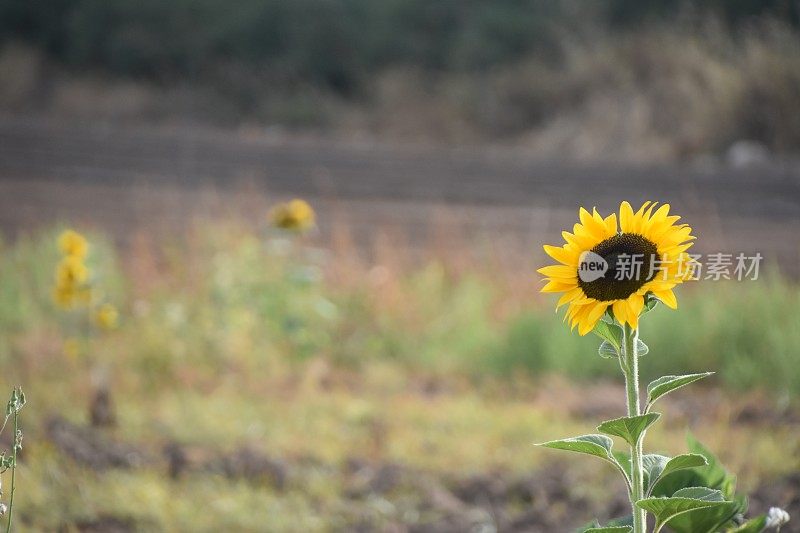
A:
[623,324,647,533]
[6,407,17,533]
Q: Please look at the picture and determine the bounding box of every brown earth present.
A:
[43,416,799,532]
[0,116,798,276]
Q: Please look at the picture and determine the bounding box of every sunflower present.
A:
[538,201,696,335]
[58,229,89,258]
[56,256,89,286]
[269,199,316,232]
[95,303,120,330]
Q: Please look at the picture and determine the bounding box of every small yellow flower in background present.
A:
[52,285,93,310]
[538,201,696,335]
[58,229,89,258]
[56,256,89,286]
[52,286,75,309]
[95,303,119,330]
[53,231,93,309]
[269,199,316,231]
[63,338,81,359]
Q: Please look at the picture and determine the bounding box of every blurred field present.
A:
[0,221,798,531]
[1,118,799,276]
[2,2,800,530]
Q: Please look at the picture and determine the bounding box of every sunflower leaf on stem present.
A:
[645,373,715,412]
[636,487,733,533]
[598,413,661,447]
[642,296,659,315]
[592,321,623,355]
[536,434,631,487]
[637,338,649,356]
[643,453,709,496]
[599,340,619,359]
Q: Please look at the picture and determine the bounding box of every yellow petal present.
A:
[653,289,678,309]
[579,302,610,335]
[631,201,653,234]
[541,279,576,293]
[648,204,671,228]
[619,201,635,233]
[645,280,678,291]
[591,208,612,237]
[556,287,585,309]
[603,213,618,236]
[543,245,578,266]
[648,214,682,241]
[625,295,645,328]
[579,207,607,240]
[537,265,577,279]
[571,304,592,332]
[578,317,595,336]
[612,300,629,325]
[562,231,592,250]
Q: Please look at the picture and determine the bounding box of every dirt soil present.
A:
[43,416,799,533]
[0,116,798,276]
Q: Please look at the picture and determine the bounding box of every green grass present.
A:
[0,226,797,530]
[498,279,800,398]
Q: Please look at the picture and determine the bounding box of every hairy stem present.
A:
[5,407,17,533]
[623,323,647,533]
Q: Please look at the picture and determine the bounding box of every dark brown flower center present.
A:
[577,233,659,301]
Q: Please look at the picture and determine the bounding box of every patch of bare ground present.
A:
[41,416,799,532]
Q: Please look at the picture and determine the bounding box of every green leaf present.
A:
[593,321,623,353]
[669,502,742,533]
[537,434,629,485]
[537,434,614,460]
[598,340,618,358]
[636,487,731,531]
[728,515,768,532]
[578,519,633,533]
[636,338,649,356]
[642,296,659,314]
[597,413,661,446]
[643,453,708,496]
[671,487,726,501]
[646,373,714,410]
[650,435,745,532]
[660,454,708,477]
[613,451,631,473]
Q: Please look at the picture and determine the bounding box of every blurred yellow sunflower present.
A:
[56,256,89,286]
[58,229,89,258]
[538,201,695,335]
[269,199,316,231]
[95,303,119,330]
[52,285,92,309]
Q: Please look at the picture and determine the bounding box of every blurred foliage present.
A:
[1,226,798,398]
[1,0,798,94]
[607,0,799,26]
[3,1,800,154]
[498,277,800,398]
[0,226,797,529]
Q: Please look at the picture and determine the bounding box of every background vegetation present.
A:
[3,0,798,85]
[0,223,796,530]
[2,0,800,158]
[3,226,799,398]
